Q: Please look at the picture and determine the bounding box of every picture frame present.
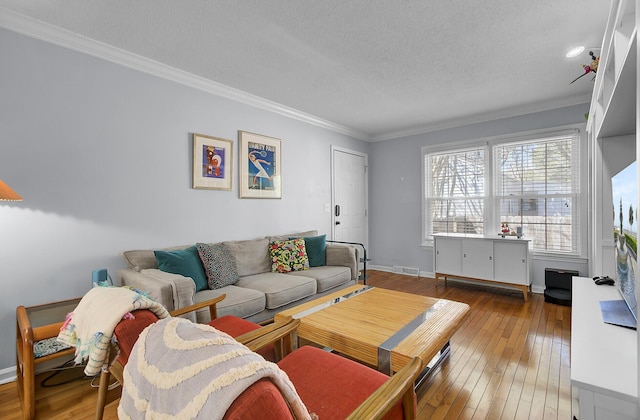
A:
[239,131,282,198]
[192,133,233,191]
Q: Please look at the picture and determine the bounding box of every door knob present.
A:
[335,221,341,225]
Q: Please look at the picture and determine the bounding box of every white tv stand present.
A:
[571,277,637,419]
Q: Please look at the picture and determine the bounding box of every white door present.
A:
[331,147,368,249]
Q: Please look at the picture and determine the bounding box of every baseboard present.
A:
[369,265,543,294]
[369,265,435,279]
[0,366,15,385]
[532,285,545,294]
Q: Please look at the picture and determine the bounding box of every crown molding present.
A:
[0,8,368,140]
[370,93,592,142]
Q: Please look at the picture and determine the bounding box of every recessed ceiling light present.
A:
[566,46,586,58]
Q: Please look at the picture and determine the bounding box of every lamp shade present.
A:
[0,179,23,201]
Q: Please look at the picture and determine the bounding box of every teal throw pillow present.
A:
[196,243,239,289]
[291,234,326,267]
[154,246,208,292]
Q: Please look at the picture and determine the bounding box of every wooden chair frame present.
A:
[95,294,296,419]
[16,297,82,420]
[96,294,422,420]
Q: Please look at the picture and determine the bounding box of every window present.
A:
[494,136,579,254]
[423,131,581,255]
[425,147,486,236]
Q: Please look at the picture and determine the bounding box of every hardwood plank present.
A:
[0,270,575,419]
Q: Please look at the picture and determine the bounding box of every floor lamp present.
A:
[0,179,23,201]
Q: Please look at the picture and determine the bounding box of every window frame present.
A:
[424,144,490,237]
[493,135,580,254]
[422,126,586,258]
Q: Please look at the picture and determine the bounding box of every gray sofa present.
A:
[117,230,359,324]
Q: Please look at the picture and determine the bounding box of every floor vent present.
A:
[392,266,420,276]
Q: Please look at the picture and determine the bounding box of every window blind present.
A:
[493,135,579,253]
[426,148,486,237]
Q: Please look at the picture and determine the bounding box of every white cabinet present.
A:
[493,241,529,286]
[462,239,493,280]
[571,277,638,420]
[433,234,531,300]
[433,236,462,276]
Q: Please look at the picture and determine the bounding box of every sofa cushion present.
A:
[287,265,352,292]
[268,230,318,242]
[236,272,316,310]
[290,234,326,267]
[154,245,208,292]
[269,238,309,273]
[223,238,271,277]
[194,285,266,322]
[121,245,190,271]
[196,242,239,289]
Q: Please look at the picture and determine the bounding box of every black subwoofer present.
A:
[544,268,579,306]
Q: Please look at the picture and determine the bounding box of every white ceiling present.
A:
[0,1,610,140]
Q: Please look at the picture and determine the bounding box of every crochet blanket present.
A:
[118,317,313,420]
[57,286,169,376]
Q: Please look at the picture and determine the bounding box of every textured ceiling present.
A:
[0,1,610,140]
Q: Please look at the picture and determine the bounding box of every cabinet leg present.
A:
[434,273,447,287]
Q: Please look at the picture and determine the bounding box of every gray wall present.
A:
[0,28,367,375]
[368,105,591,290]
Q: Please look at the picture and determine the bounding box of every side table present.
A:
[16,297,81,420]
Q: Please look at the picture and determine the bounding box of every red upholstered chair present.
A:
[98,302,422,420]
[95,295,281,419]
[222,345,421,419]
[226,319,423,420]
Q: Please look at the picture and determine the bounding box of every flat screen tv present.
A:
[604,160,638,328]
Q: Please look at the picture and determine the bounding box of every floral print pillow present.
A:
[270,238,310,273]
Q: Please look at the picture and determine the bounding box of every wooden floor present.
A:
[0,270,573,419]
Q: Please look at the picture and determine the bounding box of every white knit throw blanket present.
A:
[57,286,170,376]
[118,317,313,420]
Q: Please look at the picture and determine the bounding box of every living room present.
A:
[0,1,635,418]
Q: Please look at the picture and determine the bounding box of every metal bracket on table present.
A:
[326,240,369,284]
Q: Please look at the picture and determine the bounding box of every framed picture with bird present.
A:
[239,131,282,198]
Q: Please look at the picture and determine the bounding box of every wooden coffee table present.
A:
[275,285,470,378]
